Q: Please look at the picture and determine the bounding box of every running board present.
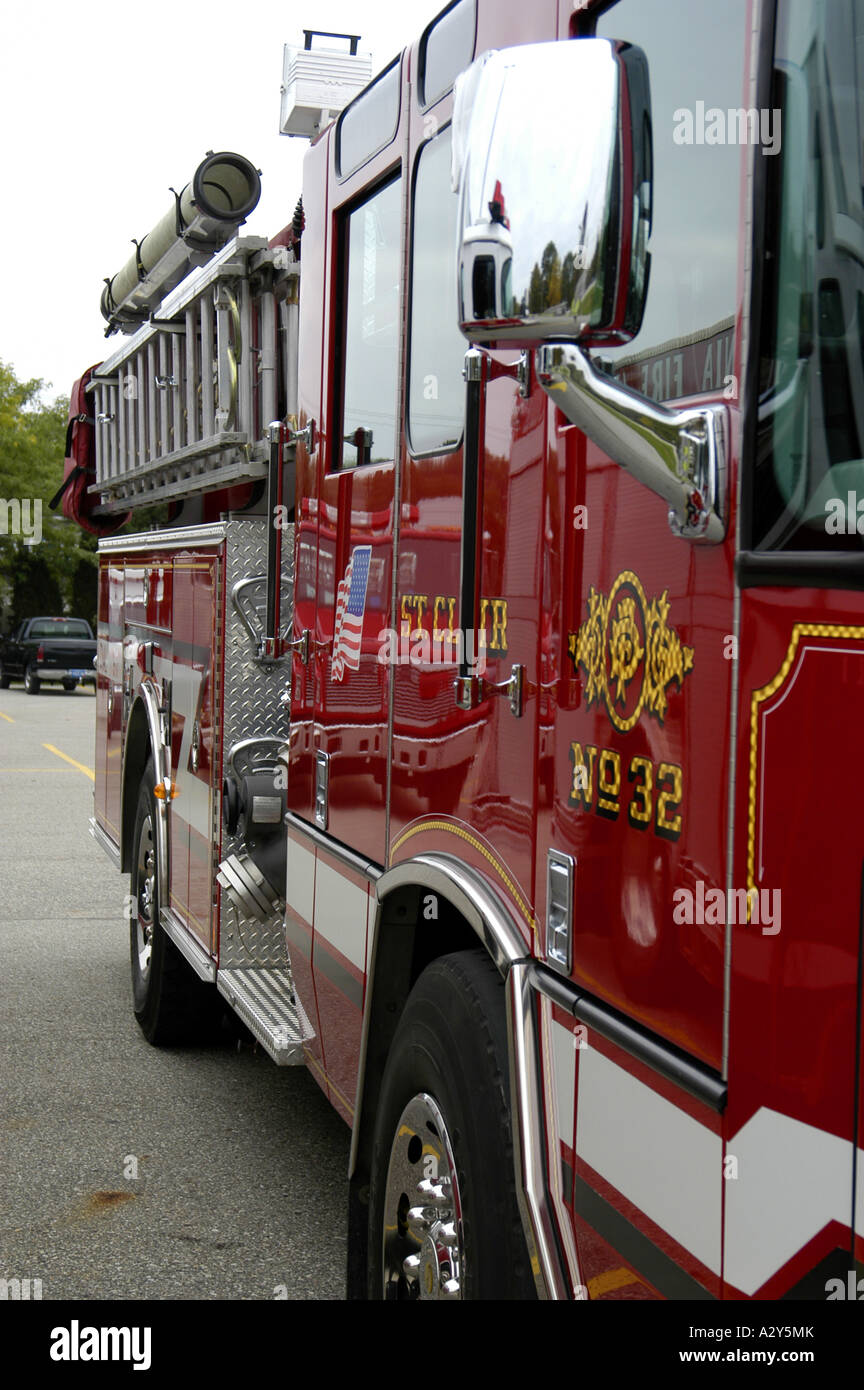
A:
[216,967,313,1064]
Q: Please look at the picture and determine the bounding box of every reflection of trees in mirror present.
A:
[524,242,592,317]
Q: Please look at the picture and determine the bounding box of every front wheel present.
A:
[368,950,536,1300]
[24,664,40,694]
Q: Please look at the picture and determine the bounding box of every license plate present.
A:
[68,670,87,678]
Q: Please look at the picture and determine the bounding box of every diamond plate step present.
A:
[217,967,314,1065]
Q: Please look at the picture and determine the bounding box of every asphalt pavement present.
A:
[0,683,348,1300]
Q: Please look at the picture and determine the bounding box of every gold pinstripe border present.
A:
[390,819,536,933]
[748,622,864,898]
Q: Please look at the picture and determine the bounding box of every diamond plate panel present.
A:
[218,516,294,971]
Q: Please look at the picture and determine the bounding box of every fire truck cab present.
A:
[80,0,864,1300]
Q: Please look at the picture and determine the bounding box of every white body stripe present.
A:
[576,1047,722,1274]
[550,1019,576,1150]
[314,860,368,972]
[725,1108,861,1295]
[285,838,315,925]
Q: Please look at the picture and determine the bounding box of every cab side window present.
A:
[338,177,402,470]
[408,128,465,456]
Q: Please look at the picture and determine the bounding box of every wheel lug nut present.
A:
[402,1254,421,1279]
[440,1278,461,1299]
[438,1222,458,1247]
[416,1179,448,1206]
[406,1205,434,1236]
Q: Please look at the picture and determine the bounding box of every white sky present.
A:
[0,0,445,403]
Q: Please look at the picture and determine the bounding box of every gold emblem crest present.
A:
[568,570,694,732]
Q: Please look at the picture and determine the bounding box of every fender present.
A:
[350,852,529,1174]
[122,678,171,916]
[350,851,573,1298]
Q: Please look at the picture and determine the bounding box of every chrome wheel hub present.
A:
[135,814,156,978]
[382,1092,464,1300]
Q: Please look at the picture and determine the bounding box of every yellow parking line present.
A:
[0,712,13,723]
[42,743,95,781]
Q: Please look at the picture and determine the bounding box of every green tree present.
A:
[0,359,93,630]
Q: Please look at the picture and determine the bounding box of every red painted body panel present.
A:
[725,586,864,1295]
[96,544,220,959]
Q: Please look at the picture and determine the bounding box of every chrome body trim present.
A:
[375,852,526,971]
[123,680,170,912]
[537,343,727,543]
[284,810,382,882]
[160,905,216,982]
[89,816,121,869]
[508,963,575,1300]
[531,962,726,1112]
[97,522,228,553]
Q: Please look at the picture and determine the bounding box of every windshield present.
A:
[754,0,864,551]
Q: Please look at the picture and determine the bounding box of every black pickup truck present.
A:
[0,617,96,694]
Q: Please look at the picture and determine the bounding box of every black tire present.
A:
[130,760,224,1045]
[0,659,10,690]
[24,664,40,695]
[368,950,536,1300]
[62,678,77,692]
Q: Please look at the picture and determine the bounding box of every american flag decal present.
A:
[331,545,372,682]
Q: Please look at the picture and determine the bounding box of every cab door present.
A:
[726,0,864,1298]
[305,80,406,1119]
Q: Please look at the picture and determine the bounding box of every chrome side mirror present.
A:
[454,40,727,544]
[454,39,651,347]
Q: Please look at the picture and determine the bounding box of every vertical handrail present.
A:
[94,382,104,488]
[238,277,253,438]
[117,366,127,478]
[108,383,117,482]
[215,286,236,430]
[126,360,136,473]
[147,341,157,462]
[259,290,277,434]
[185,304,198,447]
[201,293,215,439]
[137,350,147,468]
[282,279,299,421]
[157,334,170,457]
[172,333,184,452]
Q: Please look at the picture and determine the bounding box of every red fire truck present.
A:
[69,0,864,1300]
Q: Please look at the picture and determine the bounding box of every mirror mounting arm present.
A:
[536,343,727,544]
